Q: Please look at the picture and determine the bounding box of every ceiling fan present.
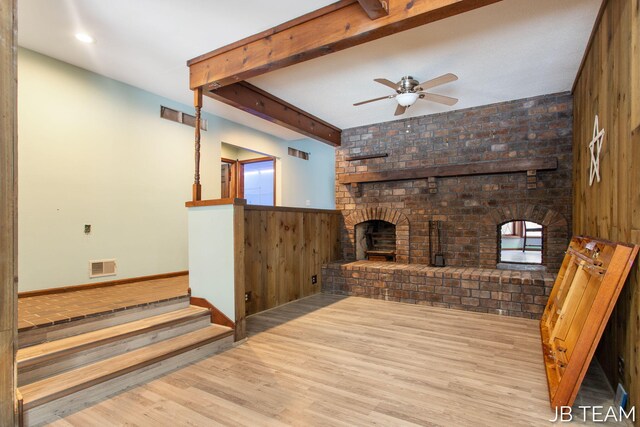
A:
[353,73,459,116]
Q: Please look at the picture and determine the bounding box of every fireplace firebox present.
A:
[355,220,396,261]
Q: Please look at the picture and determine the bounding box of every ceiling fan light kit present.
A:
[354,73,459,116]
[396,92,419,107]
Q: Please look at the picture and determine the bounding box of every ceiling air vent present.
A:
[89,259,117,278]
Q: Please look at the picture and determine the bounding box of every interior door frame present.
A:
[238,156,276,206]
[221,157,237,199]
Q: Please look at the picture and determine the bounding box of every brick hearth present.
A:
[322,261,555,319]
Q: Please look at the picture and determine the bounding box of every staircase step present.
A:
[18,306,211,386]
[19,295,190,348]
[20,324,233,425]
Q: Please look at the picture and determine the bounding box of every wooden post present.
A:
[0,0,18,424]
[192,87,203,201]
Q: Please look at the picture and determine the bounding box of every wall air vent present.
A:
[288,147,309,160]
[160,106,208,131]
[89,259,117,278]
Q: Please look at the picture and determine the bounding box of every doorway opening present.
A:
[220,142,276,206]
[239,158,275,206]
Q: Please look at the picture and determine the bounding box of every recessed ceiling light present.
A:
[74,33,95,44]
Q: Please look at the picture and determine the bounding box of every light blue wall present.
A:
[283,138,336,209]
[18,48,335,290]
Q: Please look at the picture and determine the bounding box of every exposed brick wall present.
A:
[322,261,556,319]
[336,92,573,272]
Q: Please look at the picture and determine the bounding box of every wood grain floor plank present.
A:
[42,294,625,426]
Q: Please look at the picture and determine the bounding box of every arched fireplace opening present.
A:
[355,220,396,261]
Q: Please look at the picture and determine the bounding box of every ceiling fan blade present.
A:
[420,92,458,106]
[394,104,407,116]
[353,95,394,106]
[418,73,458,91]
[374,78,399,90]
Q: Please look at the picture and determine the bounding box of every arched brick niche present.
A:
[344,208,410,263]
[480,203,569,271]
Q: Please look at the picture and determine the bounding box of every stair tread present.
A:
[20,324,233,409]
[18,306,211,367]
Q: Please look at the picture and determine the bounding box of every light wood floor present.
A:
[44,294,621,426]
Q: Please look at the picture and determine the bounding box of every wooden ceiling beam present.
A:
[357,0,390,19]
[206,82,341,146]
[188,0,501,90]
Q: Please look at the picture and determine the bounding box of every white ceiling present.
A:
[18,0,601,141]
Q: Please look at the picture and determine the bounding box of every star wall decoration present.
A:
[588,114,605,186]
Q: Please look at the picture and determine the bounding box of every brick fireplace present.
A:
[323,92,573,319]
[346,208,409,263]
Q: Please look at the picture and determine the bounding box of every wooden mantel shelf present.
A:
[338,157,558,185]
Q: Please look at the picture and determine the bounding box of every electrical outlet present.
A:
[311,275,317,285]
[84,224,91,234]
[618,355,625,377]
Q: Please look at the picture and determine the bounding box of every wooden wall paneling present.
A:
[316,214,325,288]
[300,213,310,298]
[276,212,287,307]
[632,0,640,233]
[257,210,268,313]
[279,211,289,305]
[631,0,640,411]
[266,210,278,310]
[233,203,246,341]
[243,211,255,314]
[0,0,17,424]
[294,212,305,302]
[242,208,342,316]
[311,213,320,293]
[573,0,640,415]
[284,211,298,304]
[278,212,298,304]
[303,213,316,296]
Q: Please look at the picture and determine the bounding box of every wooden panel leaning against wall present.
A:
[572,0,640,419]
[243,205,342,316]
